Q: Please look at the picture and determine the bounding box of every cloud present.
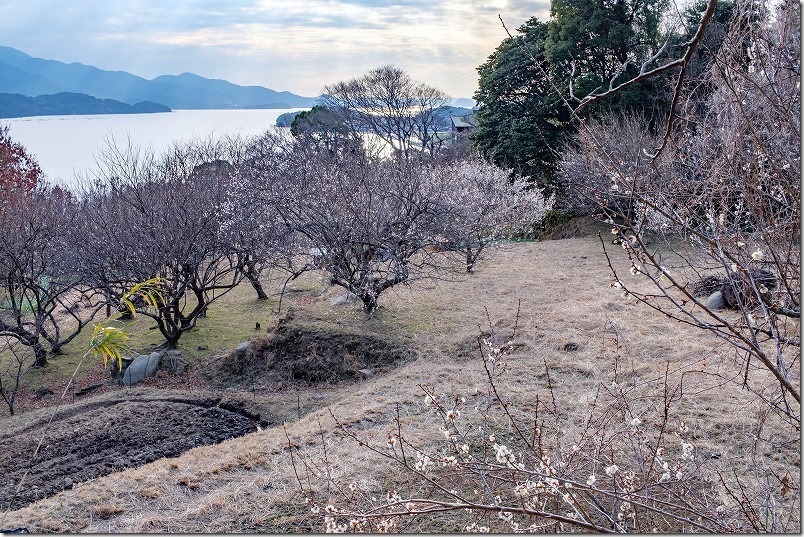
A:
[0,1,551,97]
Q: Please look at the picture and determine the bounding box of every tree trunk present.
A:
[243,261,268,300]
[360,294,378,314]
[246,272,268,300]
[32,340,48,368]
[156,317,182,348]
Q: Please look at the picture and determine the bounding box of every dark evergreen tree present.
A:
[290,105,359,154]
[473,0,674,197]
[473,19,569,190]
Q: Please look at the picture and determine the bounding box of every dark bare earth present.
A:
[0,394,260,511]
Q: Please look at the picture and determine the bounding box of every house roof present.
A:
[451,113,478,129]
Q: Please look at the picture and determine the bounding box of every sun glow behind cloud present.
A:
[0,1,550,98]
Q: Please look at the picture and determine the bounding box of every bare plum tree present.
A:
[246,140,450,313]
[84,136,248,346]
[235,132,550,313]
[222,129,314,307]
[0,184,104,367]
[0,337,36,416]
[320,65,452,158]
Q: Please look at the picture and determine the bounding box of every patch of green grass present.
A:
[21,279,285,389]
[14,261,467,392]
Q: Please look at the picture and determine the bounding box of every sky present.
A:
[0,1,551,100]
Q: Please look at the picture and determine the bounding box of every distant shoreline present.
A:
[0,91,172,119]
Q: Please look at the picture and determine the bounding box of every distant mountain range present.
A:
[0,45,319,114]
[0,92,170,118]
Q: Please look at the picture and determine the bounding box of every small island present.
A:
[0,92,171,118]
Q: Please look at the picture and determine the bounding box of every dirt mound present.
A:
[212,322,415,386]
[0,395,259,511]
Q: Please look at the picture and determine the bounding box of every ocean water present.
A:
[3,109,304,189]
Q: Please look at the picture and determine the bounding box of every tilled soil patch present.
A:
[0,396,259,511]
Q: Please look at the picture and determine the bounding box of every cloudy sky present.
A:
[0,1,551,99]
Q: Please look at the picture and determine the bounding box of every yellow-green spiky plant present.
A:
[88,323,132,371]
[91,277,165,371]
[120,277,166,317]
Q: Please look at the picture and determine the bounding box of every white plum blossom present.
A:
[441,456,458,467]
[682,442,695,461]
[494,443,516,465]
[324,516,344,533]
[604,464,620,477]
[445,409,460,423]
[415,452,431,472]
[498,511,514,523]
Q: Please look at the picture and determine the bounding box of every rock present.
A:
[122,352,162,386]
[705,291,726,310]
[160,351,189,374]
[719,269,777,309]
[357,368,374,379]
[34,387,54,399]
[235,342,251,357]
[330,293,358,307]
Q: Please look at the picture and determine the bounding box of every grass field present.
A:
[0,229,799,532]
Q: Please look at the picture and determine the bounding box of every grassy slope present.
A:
[1,234,799,532]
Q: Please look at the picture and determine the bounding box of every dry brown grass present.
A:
[0,234,799,532]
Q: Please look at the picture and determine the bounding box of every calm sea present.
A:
[3,108,304,189]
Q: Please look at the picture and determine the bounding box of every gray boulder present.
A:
[705,291,727,310]
[122,352,162,386]
[160,350,189,374]
[330,293,359,307]
[235,341,251,357]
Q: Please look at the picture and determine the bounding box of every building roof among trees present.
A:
[451,113,478,129]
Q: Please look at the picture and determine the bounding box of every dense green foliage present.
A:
[472,0,682,195]
[473,19,568,190]
[290,104,358,152]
